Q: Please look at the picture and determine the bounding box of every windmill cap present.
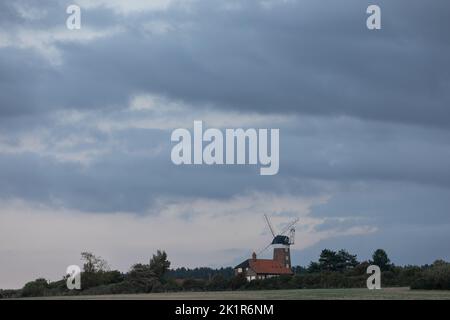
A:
[271,235,290,245]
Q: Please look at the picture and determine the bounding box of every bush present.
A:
[126,264,160,293]
[22,278,49,297]
[182,278,207,291]
[0,289,21,299]
[206,274,229,291]
[163,278,182,292]
[411,261,450,290]
[230,274,247,290]
[81,270,124,290]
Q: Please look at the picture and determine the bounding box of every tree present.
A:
[149,250,171,279]
[319,249,339,271]
[80,252,117,289]
[336,249,359,271]
[307,261,321,273]
[81,252,109,273]
[292,266,307,274]
[371,249,392,271]
[316,249,359,272]
[22,278,49,297]
[127,263,159,293]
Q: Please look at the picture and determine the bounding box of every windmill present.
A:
[258,214,299,268]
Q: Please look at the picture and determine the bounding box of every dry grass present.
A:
[25,287,450,300]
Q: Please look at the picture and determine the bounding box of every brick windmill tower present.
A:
[262,214,299,269]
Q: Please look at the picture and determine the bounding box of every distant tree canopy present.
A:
[313,249,359,272]
[149,250,171,279]
[79,252,122,290]
[127,263,159,293]
[371,249,392,271]
[167,267,234,280]
[123,250,171,293]
[307,261,321,273]
[21,278,49,297]
[411,260,450,290]
[81,252,109,273]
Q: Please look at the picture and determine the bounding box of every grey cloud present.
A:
[281,118,450,187]
[1,0,450,126]
[1,113,450,215]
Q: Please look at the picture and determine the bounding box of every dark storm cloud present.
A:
[1,0,450,126]
[281,118,450,187]
[58,0,450,127]
[0,50,57,118]
[1,115,449,215]
[0,126,294,213]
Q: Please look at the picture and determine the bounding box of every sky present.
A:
[1,0,450,289]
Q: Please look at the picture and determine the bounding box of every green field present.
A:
[29,287,450,300]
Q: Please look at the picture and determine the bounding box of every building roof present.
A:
[235,259,293,275]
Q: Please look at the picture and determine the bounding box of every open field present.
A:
[23,287,450,300]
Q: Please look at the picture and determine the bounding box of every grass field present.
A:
[30,287,450,300]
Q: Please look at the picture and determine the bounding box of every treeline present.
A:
[1,248,449,299]
[164,249,449,292]
[0,250,173,299]
[166,267,234,280]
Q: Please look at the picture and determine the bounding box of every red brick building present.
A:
[234,252,293,281]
